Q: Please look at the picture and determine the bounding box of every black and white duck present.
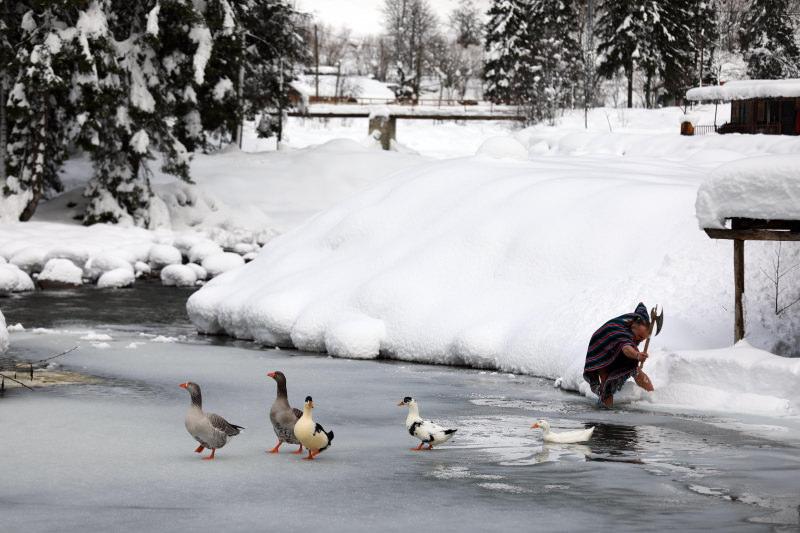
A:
[398,396,457,451]
[266,371,304,454]
[293,396,334,460]
[180,382,243,460]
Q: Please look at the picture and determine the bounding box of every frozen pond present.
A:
[1,284,799,532]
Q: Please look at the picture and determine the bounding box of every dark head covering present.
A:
[633,302,650,325]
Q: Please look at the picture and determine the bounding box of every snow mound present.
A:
[312,138,371,153]
[148,244,182,269]
[186,263,207,281]
[9,247,47,273]
[696,154,800,229]
[43,246,89,267]
[201,252,243,277]
[0,309,8,354]
[476,136,529,160]
[85,252,135,281]
[0,264,35,292]
[97,268,135,288]
[687,79,800,101]
[160,264,197,287]
[324,314,386,359]
[38,258,83,286]
[188,241,223,263]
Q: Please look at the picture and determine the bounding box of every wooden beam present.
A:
[731,218,800,231]
[704,228,800,241]
[734,239,745,342]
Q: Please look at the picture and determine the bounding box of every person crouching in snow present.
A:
[583,303,652,409]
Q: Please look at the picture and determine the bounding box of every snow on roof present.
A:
[696,154,800,229]
[290,74,395,101]
[686,79,800,101]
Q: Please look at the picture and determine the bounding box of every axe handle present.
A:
[639,324,655,370]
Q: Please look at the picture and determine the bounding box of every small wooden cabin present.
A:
[686,79,800,135]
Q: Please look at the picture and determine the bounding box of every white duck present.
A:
[531,419,594,444]
[293,396,334,460]
[180,382,244,460]
[398,396,457,451]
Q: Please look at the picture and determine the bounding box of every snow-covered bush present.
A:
[161,264,197,287]
[38,258,83,286]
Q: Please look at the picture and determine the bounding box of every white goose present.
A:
[293,396,334,460]
[180,382,243,460]
[398,396,457,451]
[531,419,594,444]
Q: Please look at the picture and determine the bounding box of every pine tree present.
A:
[484,0,532,104]
[740,0,800,79]
[526,0,583,123]
[689,0,720,86]
[3,3,76,221]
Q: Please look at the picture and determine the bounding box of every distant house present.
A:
[288,69,396,109]
[686,79,800,135]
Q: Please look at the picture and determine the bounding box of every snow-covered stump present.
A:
[368,114,396,151]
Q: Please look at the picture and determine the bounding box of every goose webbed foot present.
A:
[202,449,216,460]
[268,441,282,454]
[291,445,304,454]
[194,445,205,453]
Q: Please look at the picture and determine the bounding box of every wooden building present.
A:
[686,79,800,135]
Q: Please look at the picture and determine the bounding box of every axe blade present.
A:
[651,306,664,336]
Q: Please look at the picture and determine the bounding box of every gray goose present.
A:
[180,382,243,460]
[266,371,304,454]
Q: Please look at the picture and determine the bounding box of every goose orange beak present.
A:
[179,383,188,389]
[530,423,540,429]
[267,372,276,378]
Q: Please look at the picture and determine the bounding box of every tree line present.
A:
[1,0,306,224]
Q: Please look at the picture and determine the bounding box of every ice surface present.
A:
[695,154,800,229]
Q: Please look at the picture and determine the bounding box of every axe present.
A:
[634,305,663,392]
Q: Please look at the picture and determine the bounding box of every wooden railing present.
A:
[692,125,719,136]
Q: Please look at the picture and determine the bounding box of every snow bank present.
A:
[695,155,800,229]
[97,268,135,288]
[188,133,800,419]
[38,258,83,286]
[476,136,529,160]
[687,79,800,101]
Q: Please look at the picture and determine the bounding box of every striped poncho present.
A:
[583,304,647,401]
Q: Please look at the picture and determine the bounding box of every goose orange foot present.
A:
[268,442,282,454]
[291,445,304,454]
[194,445,205,453]
[202,449,216,460]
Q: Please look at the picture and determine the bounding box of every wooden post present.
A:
[734,238,745,342]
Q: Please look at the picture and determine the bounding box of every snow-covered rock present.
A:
[188,241,223,264]
[0,308,8,354]
[85,252,134,281]
[160,264,197,287]
[134,261,151,277]
[148,244,182,269]
[10,247,47,273]
[38,258,83,287]
[43,246,89,268]
[97,268,135,288]
[201,252,244,277]
[186,263,207,281]
[0,264,35,292]
[476,136,529,160]
[696,154,800,229]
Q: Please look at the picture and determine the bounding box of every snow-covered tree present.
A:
[450,0,484,48]
[740,0,800,79]
[483,0,532,104]
[525,0,584,123]
[383,0,440,100]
